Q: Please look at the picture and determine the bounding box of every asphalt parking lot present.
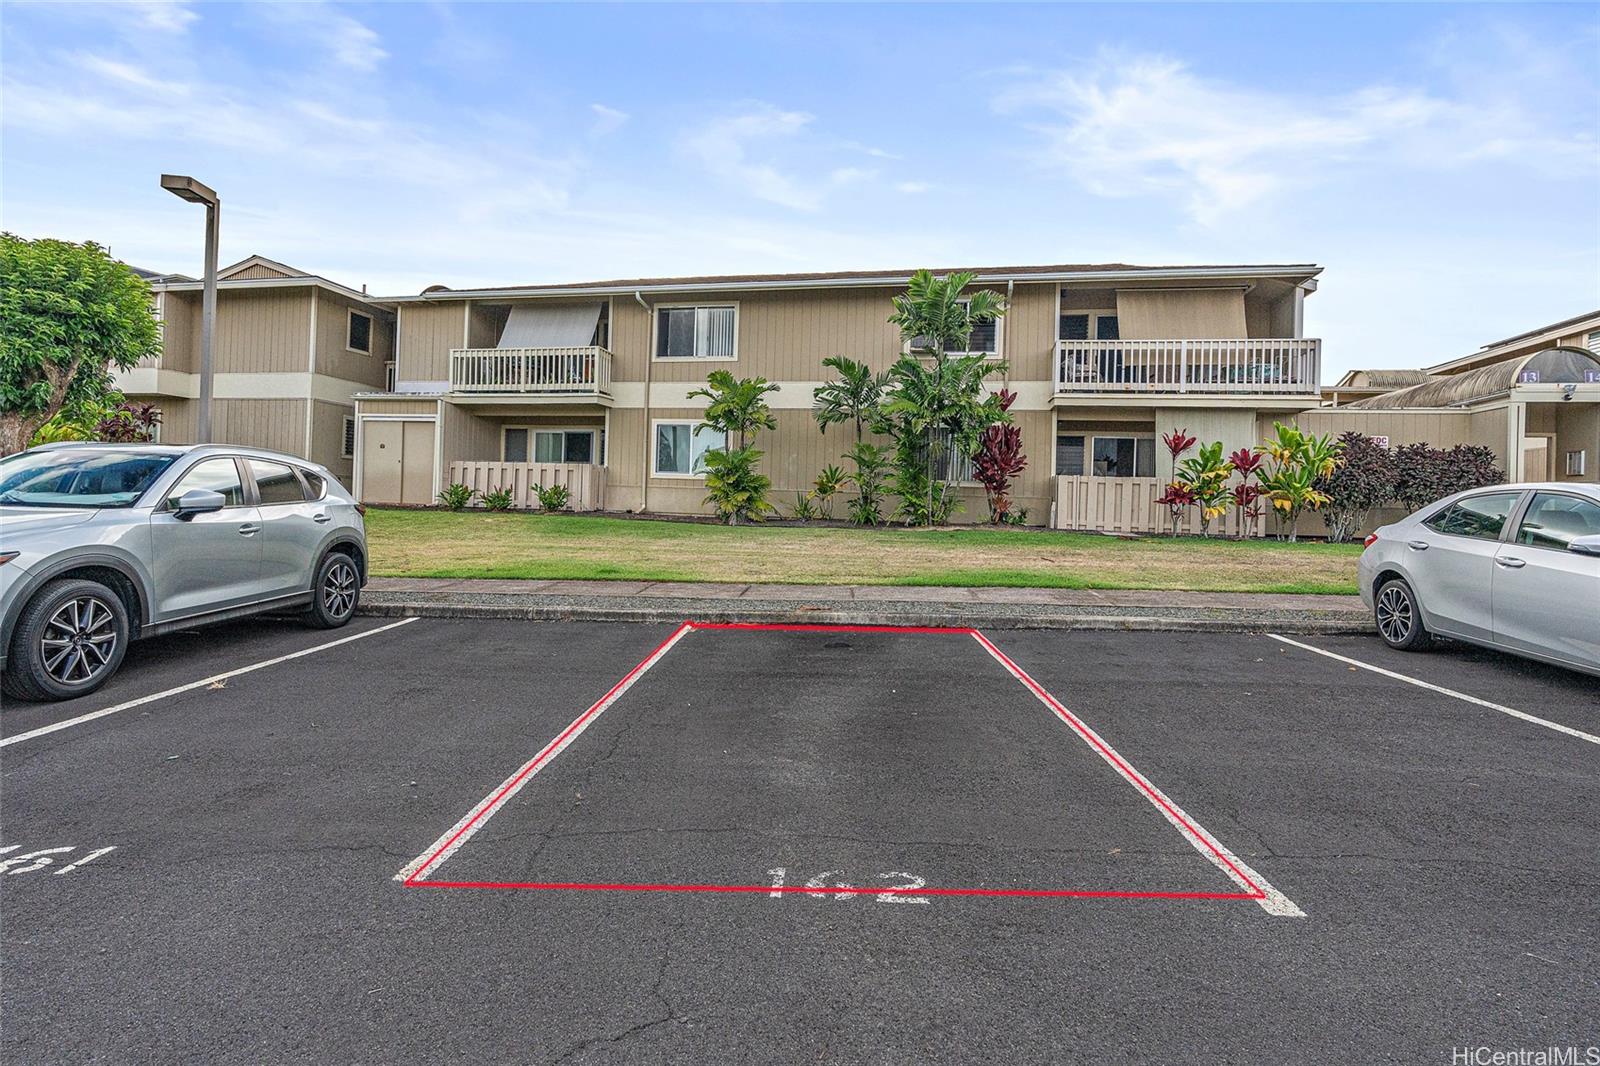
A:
[3,616,1597,1064]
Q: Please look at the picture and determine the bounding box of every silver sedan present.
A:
[1,443,367,702]
[1358,483,1600,676]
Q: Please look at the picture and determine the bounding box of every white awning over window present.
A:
[497,303,603,348]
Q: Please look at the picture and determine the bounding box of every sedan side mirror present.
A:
[1569,534,1600,557]
[172,488,226,519]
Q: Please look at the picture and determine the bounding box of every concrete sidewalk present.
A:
[361,577,1370,634]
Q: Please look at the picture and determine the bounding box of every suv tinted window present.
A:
[1515,492,1600,550]
[299,469,326,500]
[249,459,305,505]
[167,458,245,508]
[1423,492,1521,541]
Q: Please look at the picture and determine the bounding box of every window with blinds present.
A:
[656,305,738,359]
[913,299,999,355]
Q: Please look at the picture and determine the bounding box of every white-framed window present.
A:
[341,416,356,459]
[652,420,726,477]
[1091,435,1156,478]
[1586,331,1600,355]
[503,428,599,465]
[654,304,738,360]
[1055,433,1085,475]
[912,298,1001,357]
[1567,449,1588,477]
[384,360,397,392]
[347,308,373,354]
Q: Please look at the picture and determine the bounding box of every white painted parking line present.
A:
[394,620,694,884]
[0,618,420,750]
[973,630,1307,918]
[1267,634,1600,747]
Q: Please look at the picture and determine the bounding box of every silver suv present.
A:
[1,444,367,702]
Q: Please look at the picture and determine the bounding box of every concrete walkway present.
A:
[362,577,1369,634]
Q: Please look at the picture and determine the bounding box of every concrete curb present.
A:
[357,596,1371,635]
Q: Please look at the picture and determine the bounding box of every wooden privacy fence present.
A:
[448,461,607,511]
[1053,476,1267,537]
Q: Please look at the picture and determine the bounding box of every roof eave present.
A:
[381,265,1324,303]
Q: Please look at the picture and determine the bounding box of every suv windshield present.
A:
[0,450,178,508]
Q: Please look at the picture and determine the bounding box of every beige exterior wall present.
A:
[210,289,313,374]
[1554,405,1600,482]
[439,401,503,470]
[227,263,296,280]
[357,397,438,416]
[395,303,462,384]
[1118,289,1247,340]
[309,399,356,485]
[315,291,392,387]
[209,398,310,455]
[158,293,199,372]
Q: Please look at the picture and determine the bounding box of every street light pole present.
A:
[160,174,220,443]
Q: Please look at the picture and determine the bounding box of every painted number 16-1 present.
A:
[766,867,930,903]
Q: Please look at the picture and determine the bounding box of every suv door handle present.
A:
[312,513,331,524]
[1495,556,1526,569]
[238,524,261,536]
[1406,540,1430,551]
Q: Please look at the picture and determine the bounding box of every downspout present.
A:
[635,290,651,514]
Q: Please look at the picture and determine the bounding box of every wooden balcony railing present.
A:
[1055,339,1321,395]
[449,346,612,396]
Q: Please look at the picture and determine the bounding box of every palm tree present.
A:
[882,270,1009,524]
[690,370,781,524]
[812,355,887,443]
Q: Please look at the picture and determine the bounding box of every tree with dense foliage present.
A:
[1258,422,1343,541]
[972,389,1027,523]
[1,234,160,455]
[1317,431,1398,541]
[813,355,891,523]
[1390,442,1503,514]
[882,270,1009,525]
[691,370,781,524]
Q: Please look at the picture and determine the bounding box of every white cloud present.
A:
[256,2,388,72]
[997,48,1597,224]
[681,105,891,211]
[126,1,198,33]
[589,103,629,137]
[895,181,931,195]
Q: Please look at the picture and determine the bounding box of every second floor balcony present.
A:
[1056,338,1321,396]
[449,345,612,399]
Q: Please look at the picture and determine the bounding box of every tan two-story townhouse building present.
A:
[351,262,1326,531]
[115,255,396,486]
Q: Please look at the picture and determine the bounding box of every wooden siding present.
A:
[357,397,438,416]
[1555,405,1600,482]
[315,291,392,386]
[448,461,607,510]
[439,402,501,468]
[211,289,312,374]
[310,399,356,485]
[153,398,197,443]
[397,302,464,383]
[1117,289,1247,340]
[1152,407,1257,484]
[228,264,297,280]
[211,398,309,456]
[159,292,199,372]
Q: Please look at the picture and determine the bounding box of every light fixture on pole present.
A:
[160,174,220,443]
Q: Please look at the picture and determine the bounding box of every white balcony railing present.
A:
[1055,338,1321,395]
[449,346,612,396]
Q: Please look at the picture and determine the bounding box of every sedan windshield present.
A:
[0,450,178,508]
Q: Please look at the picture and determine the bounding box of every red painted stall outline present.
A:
[394,622,1303,915]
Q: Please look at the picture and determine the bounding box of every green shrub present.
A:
[534,483,571,512]
[790,492,820,521]
[437,483,477,511]
[482,486,514,512]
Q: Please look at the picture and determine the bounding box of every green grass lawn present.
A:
[365,509,1364,595]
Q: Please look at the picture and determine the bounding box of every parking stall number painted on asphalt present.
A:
[767,867,931,903]
[0,845,117,876]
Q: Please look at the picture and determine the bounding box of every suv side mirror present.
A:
[1569,534,1600,557]
[172,488,226,519]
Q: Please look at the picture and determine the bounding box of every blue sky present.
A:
[3,1,1596,379]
